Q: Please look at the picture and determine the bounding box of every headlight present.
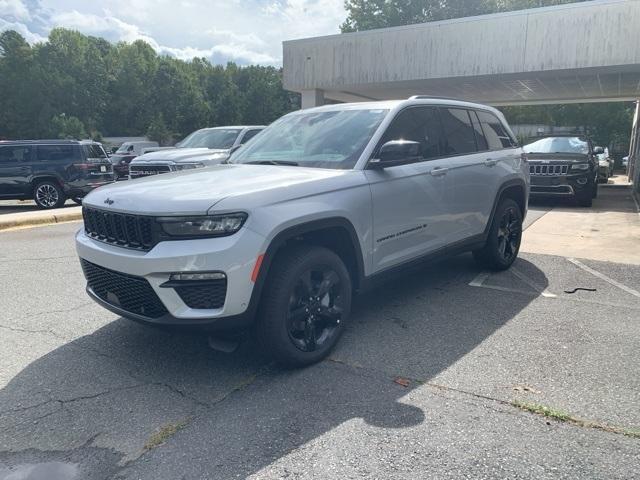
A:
[174,163,205,171]
[570,163,589,171]
[157,213,247,237]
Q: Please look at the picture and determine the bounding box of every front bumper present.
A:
[529,173,592,197]
[75,225,267,329]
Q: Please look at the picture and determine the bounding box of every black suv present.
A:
[0,140,114,209]
[523,135,601,207]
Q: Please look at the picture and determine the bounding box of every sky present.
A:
[0,0,347,65]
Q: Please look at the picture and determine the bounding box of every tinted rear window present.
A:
[0,145,32,163]
[37,145,81,162]
[440,108,477,155]
[83,144,108,159]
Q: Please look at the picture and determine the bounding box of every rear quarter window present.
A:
[477,111,516,150]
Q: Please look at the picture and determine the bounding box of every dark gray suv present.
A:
[0,140,113,209]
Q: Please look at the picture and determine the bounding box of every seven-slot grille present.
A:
[129,165,171,178]
[83,207,155,250]
[81,259,167,318]
[529,164,569,176]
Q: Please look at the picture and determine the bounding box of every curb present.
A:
[0,207,83,231]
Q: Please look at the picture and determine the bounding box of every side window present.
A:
[378,106,442,161]
[240,129,261,144]
[470,111,488,151]
[477,111,514,150]
[37,145,80,162]
[439,108,478,155]
[0,146,32,163]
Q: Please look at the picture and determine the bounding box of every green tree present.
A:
[147,114,171,145]
[341,0,588,32]
[50,113,87,139]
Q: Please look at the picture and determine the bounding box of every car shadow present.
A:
[0,254,548,479]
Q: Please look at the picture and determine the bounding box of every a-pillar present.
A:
[301,89,324,109]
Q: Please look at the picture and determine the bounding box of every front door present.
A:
[365,106,454,273]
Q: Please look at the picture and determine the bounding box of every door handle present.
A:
[430,167,448,177]
[484,158,499,167]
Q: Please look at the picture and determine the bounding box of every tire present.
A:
[473,198,522,271]
[72,197,83,205]
[592,180,598,199]
[33,180,66,209]
[256,245,352,367]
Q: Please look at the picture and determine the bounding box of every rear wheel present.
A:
[257,245,352,367]
[473,198,522,271]
[33,181,66,209]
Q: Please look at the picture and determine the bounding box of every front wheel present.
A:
[33,181,66,209]
[257,245,352,367]
[473,198,522,271]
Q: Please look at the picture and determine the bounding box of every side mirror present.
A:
[369,140,422,168]
[594,146,604,154]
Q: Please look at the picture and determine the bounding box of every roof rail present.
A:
[409,95,465,101]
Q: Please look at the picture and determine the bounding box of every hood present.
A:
[82,164,356,216]
[131,147,229,164]
[527,152,589,163]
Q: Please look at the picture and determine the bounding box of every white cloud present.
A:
[2,0,347,65]
[0,0,31,21]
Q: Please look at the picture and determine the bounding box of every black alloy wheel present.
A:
[257,245,352,366]
[286,267,345,352]
[473,198,522,271]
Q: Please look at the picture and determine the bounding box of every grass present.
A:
[511,400,640,439]
[144,419,190,451]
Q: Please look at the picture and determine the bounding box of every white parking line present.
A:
[567,257,640,298]
[469,272,490,287]
[511,267,557,298]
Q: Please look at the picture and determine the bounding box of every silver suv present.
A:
[76,97,529,366]
[129,126,265,178]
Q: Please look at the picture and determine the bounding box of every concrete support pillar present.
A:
[301,89,324,109]
[629,100,640,193]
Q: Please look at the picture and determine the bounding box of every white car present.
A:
[128,126,264,178]
[77,97,529,366]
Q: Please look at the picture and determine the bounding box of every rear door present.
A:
[365,106,456,273]
[474,110,520,228]
[437,107,486,240]
[0,145,33,197]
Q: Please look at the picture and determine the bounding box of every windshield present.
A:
[178,129,242,149]
[115,143,132,154]
[523,137,589,154]
[231,109,388,169]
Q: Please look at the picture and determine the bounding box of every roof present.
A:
[0,139,101,145]
[296,97,501,114]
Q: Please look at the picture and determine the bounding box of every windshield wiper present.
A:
[245,160,299,166]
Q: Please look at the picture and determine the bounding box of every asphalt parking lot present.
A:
[1,187,639,479]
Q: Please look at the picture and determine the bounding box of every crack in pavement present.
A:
[324,357,639,439]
